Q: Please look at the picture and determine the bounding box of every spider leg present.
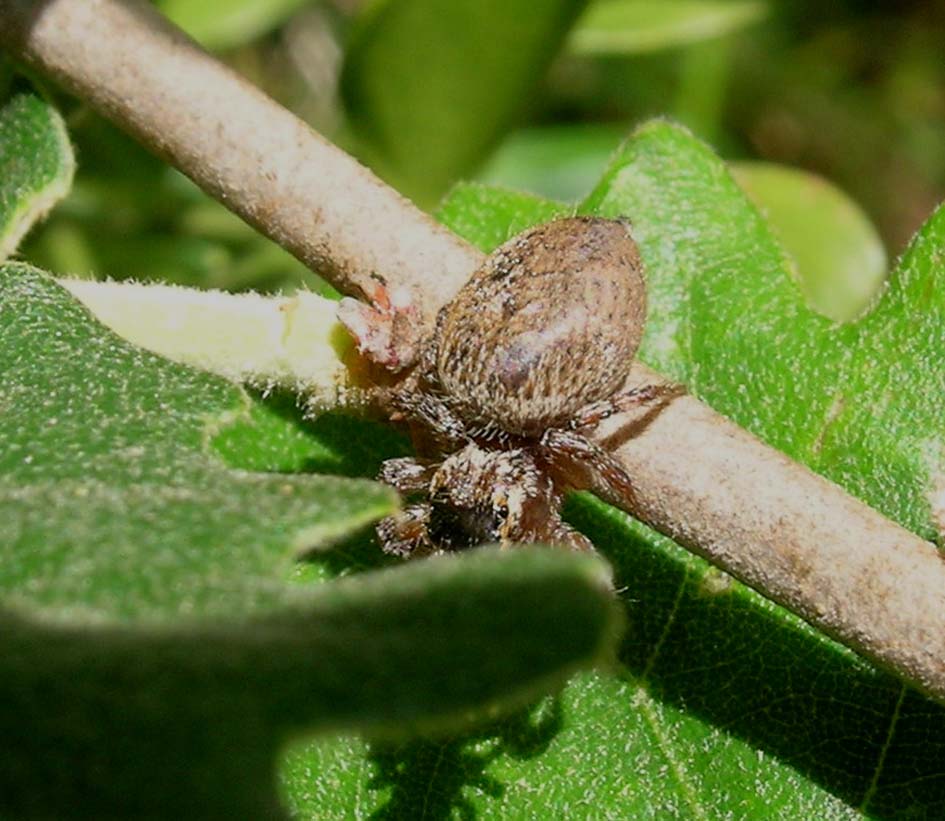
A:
[378,457,437,494]
[570,382,685,432]
[495,483,595,552]
[376,503,435,558]
[479,453,593,552]
[539,428,638,509]
[550,521,596,552]
[387,387,468,452]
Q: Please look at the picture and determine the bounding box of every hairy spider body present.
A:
[434,216,646,437]
[339,217,680,556]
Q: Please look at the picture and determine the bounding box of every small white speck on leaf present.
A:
[699,568,734,596]
[929,471,945,543]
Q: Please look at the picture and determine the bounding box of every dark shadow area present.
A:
[597,390,683,452]
[563,493,945,819]
[366,698,563,821]
[299,523,398,578]
[0,611,288,820]
[300,414,409,477]
[212,389,411,479]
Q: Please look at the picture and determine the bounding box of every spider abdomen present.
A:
[434,217,647,437]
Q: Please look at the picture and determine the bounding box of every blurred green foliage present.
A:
[340,0,590,205]
[18,0,945,307]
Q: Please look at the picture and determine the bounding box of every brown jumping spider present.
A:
[338,217,681,556]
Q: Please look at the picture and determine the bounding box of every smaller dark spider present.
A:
[338,217,681,556]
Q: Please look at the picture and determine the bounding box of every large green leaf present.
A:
[0,78,74,259]
[340,0,589,205]
[282,123,945,817]
[0,263,622,816]
[0,263,396,620]
[581,122,945,539]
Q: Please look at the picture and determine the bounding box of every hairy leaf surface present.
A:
[0,264,621,816]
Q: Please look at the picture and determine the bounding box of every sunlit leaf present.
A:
[0,79,74,259]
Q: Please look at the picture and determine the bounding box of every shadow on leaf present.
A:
[212,390,411,479]
[366,698,563,821]
[565,493,945,818]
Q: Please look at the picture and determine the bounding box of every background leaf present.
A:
[0,77,74,259]
[340,0,590,205]
[568,0,768,55]
[157,0,312,51]
[282,122,945,818]
[732,160,887,321]
[477,124,626,202]
[0,263,622,816]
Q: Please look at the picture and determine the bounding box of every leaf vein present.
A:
[859,683,907,812]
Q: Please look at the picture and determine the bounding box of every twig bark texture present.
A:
[0,0,473,325]
[4,0,945,702]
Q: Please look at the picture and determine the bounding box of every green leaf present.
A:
[0,263,394,621]
[284,122,945,817]
[811,205,945,539]
[0,79,74,260]
[569,0,768,55]
[579,121,945,815]
[435,182,569,252]
[157,0,310,51]
[582,123,944,541]
[0,263,621,816]
[211,392,412,477]
[341,0,589,205]
[580,122,843,459]
[477,124,626,202]
[1,542,620,818]
[732,161,887,321]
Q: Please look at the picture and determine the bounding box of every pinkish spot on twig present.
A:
[336,280,421,372]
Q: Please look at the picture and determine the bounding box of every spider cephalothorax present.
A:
[339,216,681,556]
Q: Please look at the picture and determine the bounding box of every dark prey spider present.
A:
[338,216,682,556]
